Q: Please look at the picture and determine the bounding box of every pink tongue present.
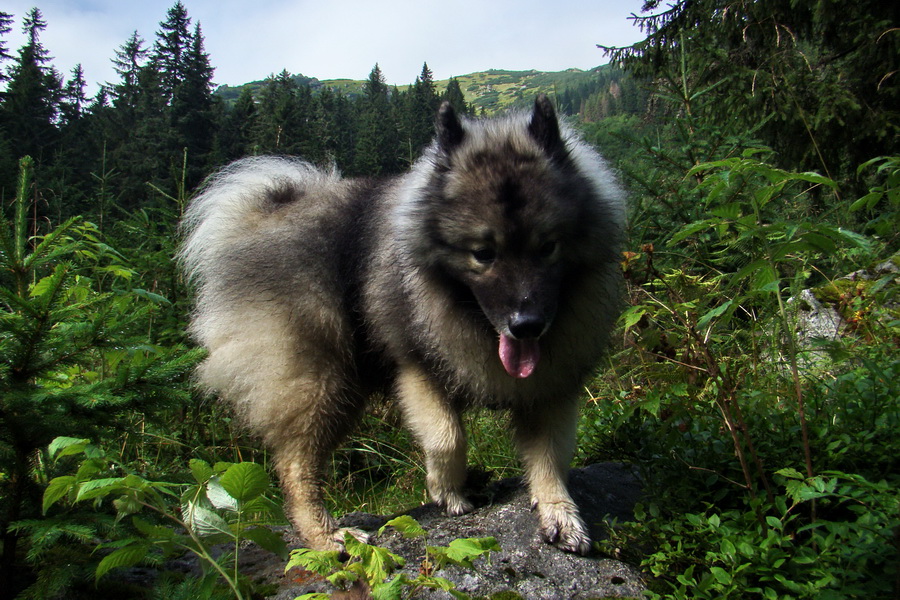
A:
[499,334,540,378]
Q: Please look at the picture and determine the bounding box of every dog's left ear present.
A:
[437,101,465,153]
[528,94,566,161]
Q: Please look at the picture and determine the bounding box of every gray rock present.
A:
[273,462,645,599]
[791,288,845,343]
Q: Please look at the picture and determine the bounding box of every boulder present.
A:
[271,462,645,599]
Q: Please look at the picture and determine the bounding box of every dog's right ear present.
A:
[528,93,566,162]
[437,101,465,153]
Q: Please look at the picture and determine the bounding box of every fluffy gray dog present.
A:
[180,95,624,554]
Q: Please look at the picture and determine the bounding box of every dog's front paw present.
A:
[535,500,591,555]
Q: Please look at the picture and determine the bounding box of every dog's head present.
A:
[424,95,586,378]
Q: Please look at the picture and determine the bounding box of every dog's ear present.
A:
[437,101,465,153]
[528,94,566,160]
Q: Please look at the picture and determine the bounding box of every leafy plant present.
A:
[600,468,898,599]
[286,514,499,599]
[852,156,900,247]
[36,436,286,600]
[0,156,203,587]
[580,102,898,597]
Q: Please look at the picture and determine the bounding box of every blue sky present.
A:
[3,1,648,95]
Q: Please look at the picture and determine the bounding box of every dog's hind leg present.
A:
[396,363,474,516]
[272,389,368,551]
[512,398,591,555]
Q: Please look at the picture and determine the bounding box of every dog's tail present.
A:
[178,156,339,289]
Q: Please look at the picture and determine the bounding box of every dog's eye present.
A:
[471,247,496,264]
[539,240,558,258]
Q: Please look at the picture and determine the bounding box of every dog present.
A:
[179,94,624,554]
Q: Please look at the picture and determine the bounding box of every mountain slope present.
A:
[215,65,617,114]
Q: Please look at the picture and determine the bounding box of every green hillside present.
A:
[216,66,614,114]
[445,67,604,112]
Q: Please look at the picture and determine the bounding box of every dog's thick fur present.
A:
[180,95,624,554]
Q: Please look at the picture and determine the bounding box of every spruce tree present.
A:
[0,11,16,187]
[1,8,61,162]
[60,64,88,124]
[110,65,172,207]
[311,87,355,169]
[442,77,468,116]
[48,64,98,217]
[215,86,257,161]
[110,31,148,113]
[252,70,302,154]
[171,22,216,186]
[152,1,192,104]
[0,11,13,80]
[353,64,399,175]
[406,62,440,158]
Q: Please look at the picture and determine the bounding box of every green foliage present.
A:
[852,156,900,248]
[0,156,203,591]
[600,469,898,599]
[604,0,900,187]
[286,515,499,600]
[580,111,899,598]
[35,437,286,600]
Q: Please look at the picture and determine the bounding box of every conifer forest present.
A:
[0,1,898,598]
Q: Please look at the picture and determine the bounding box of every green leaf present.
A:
[830,227,871,250]
[430,537,500,568]
[620,305,647,332]
[710,566,732,585]
[736,541,755,557]
[189,458,214,484]
[709,202,743,220]
[219,462,269,503]
[213,461,236,474]
[286,547,343,575]
[95,543,150,581]
[731,259,768,284]
[414,574,457,592]
[326,569,359,588]
[381,515,426,538]
[131,288,172,305]
[850,191,882,211]
[344,534,404,581]
[43,476,76,514]
[791,171,837,188]
[775,467,805,480]
[29,267,68,299]
[372,575,406,600]
[75,458,107,481]
[671,219,715,244]
[75,477,126,502]
[697,300,733,330]
[48,436,91,460]
[206,477,239,511]
[798,231,836,253]
[183,503,233,538]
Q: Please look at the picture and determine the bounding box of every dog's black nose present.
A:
[508,313,546,339]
